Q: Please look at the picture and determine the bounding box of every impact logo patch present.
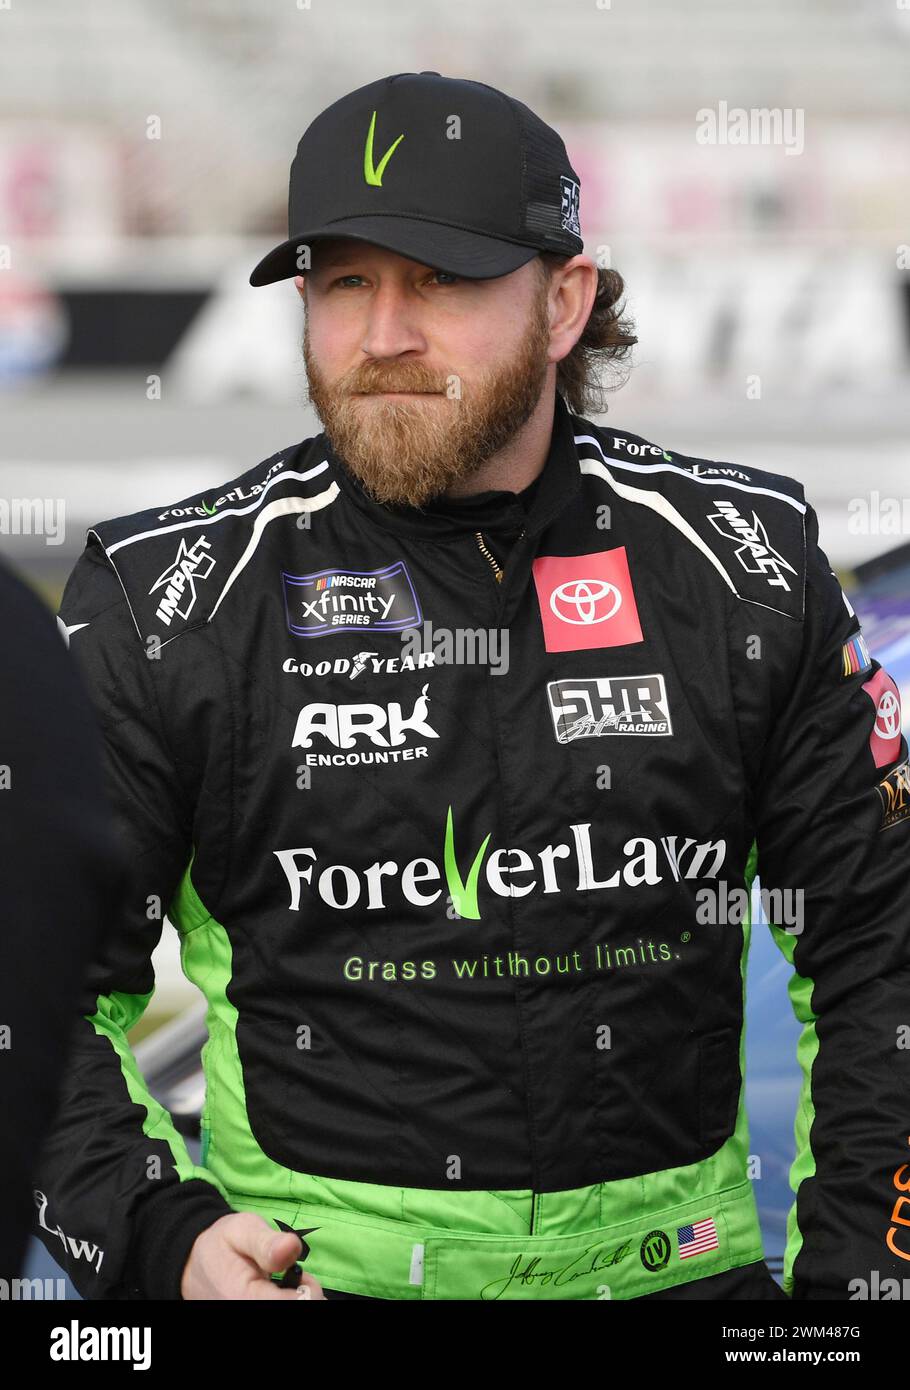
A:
[707,499,797,592]
[547,674,672,742]
[149,534,215,627]
[282,560,422,638]
[531,548,644,653]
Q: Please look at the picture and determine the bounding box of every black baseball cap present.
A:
[249,71,584,287]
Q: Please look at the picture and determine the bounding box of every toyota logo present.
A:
[549,579,623,626]
[876,690,902,740]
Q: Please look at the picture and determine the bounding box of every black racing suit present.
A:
[31,392,910,1300]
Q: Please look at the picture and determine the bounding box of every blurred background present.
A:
[2,0,909,1292]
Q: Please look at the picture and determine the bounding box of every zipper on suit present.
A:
[475,528,526,584]
[474,530,503,582]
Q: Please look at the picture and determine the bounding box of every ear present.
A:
[294,276,306,299]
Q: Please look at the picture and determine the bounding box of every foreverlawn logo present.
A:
[34,1190,104,1274]
[274,808,727,918]
[444,805,491,919]
[156,459,287,522]
[363,110,404,186]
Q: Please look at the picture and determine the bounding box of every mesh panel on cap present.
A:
[513,100,583,252]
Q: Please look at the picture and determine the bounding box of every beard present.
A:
[302,279,552,509]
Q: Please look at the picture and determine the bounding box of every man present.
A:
[33,71,910,1301]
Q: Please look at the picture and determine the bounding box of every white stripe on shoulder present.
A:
[577,454,738,598]
[574,434,807,514]
[208,485,339,624]
[103,460,332,556]
[579,453,801,617]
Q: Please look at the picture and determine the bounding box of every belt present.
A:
[227,1179,764,1300]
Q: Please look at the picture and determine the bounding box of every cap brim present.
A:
[248,216,541,286]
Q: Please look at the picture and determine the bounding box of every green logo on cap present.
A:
[363,109,404,187]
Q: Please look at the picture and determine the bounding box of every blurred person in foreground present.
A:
[32,72,910,1302]
[0,562,123,1284]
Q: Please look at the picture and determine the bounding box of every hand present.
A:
[180,1211,327,1300]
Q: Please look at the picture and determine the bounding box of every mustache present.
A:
[342,363,449,395]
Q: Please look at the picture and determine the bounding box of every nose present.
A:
[359,280,428,361]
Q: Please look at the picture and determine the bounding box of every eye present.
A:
[327,270,460,288]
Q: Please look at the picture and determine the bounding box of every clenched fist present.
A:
[181,1211,327,1300]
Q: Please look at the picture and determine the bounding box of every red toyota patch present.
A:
[861,667,903,768]
[531,547,644,653]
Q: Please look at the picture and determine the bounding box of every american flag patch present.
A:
[842,631,872,677]
[677,1218,719,1259]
